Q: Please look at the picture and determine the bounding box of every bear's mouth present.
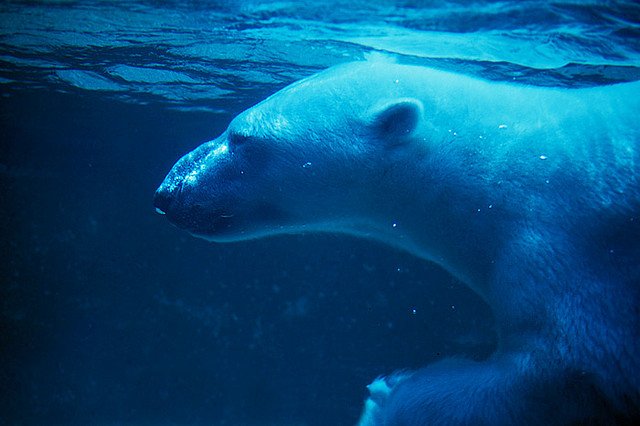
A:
[154,183,234,234]
[153,182,181,217]
[171,205,238,236]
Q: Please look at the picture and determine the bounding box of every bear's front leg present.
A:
[358,353,607,426]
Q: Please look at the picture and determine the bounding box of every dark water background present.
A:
[1,1,639,425]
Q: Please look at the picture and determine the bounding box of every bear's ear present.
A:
[368,98,423,140]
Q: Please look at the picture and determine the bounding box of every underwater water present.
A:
[1,1,639,425]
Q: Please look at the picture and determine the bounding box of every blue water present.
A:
[1,1,638,425]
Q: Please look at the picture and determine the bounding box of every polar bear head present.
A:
[154,62,424,242]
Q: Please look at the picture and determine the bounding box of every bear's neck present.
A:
[362,166,507,299]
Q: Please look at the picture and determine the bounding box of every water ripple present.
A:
[1,0,638,110]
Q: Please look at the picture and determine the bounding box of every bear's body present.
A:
[155,61,640,424]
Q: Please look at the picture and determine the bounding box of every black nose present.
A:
[153,187,173,215]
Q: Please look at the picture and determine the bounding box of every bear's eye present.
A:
[228,132,251,146]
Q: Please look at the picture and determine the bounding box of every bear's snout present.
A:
[154,163,187,219]
[153,182,195,231]
[154,138,238,234]
[154,141,219,217]
[153,186,174,216]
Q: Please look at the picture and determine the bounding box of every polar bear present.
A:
[154,60,640,424]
